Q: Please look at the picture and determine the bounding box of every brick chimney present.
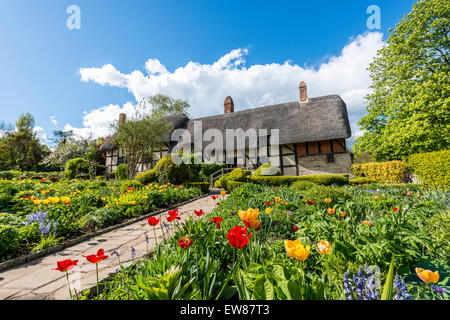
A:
[299,81,308,103]
[119,113,126,125]
[224,96,234,114]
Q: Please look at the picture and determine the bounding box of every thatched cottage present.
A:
[100,81,352,176]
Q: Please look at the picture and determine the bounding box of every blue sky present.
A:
[0,0,416,144]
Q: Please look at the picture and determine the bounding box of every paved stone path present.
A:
[0,195,222,300]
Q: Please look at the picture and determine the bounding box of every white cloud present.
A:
[71,32,384,140]
[33,126,49,144]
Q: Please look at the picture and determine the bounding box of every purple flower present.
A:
[144,233,149,243]
[394,275,412,300]
[111,250,120,257]
[131,246,136,258]
[431,285,448,294]
[344,267,380,300]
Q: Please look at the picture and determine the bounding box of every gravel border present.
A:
[0,193,211,272]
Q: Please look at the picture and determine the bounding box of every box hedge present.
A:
[408,150,449,189]
[351,161,407,184]
[185,182,210,193]
[250,174,349,186]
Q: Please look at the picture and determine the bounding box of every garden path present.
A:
[0,194,222,300]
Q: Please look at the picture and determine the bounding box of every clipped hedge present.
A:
[226,180,247,191]
[349,177,377,185]
[351,161,407,184]
[408,150,450,189]
[135,169,157,185]
[250,174,349,186]
[252,163,281,177]
[185,182,210,194]
[64,158,90,179]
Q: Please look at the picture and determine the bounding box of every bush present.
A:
[290,180,318,192]
[351,161,407,183]
[408,150,450,189]
[226,180,247,191]
[116,164,128,181]
[199,163,227,182]
[251,174,349,186]
[185,182,210,194]
[0,224,21,258]
[136,169,157,185]
[252,163,281,177]
[303,185,351,204]
[221,168,251,190]
[64,158,89,179]
[120,180,143,192]
[349,177,377,185]
[0,170,22,180]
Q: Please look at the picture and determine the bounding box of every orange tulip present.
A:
[327,208,335,215]
[285,239,310,262]
[363,220,372,226]
[324,198,332,203]
[340,212,346,217]
[275,197,281,202]
[415,268,439,283]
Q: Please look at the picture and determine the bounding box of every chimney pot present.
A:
[299,81,308,103]
[119,113,126,125]
[224,96,234,113]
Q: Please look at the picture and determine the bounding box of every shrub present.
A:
[303,185,351,204]
[252,163,281,177]
[152,155,189,184]
[96,165,107,176]
[351,161,407,183]
[199,163,227,182]
[408,150,450,189]
[0,170,21,180]
[185,182,210,194]
[215,172,231,188]
[116,164,128,181]
[136,169,157,185]
[120,180,143,192]
[349,177,377,185]
[290,180,318,192]
[0,225,21,258]
[251,174,349,186]
[226,180,247,191]
[221,168,251,190]
[64,158,89,179]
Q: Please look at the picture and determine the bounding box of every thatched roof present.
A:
[100,94,351,151]
[186,95,351,150]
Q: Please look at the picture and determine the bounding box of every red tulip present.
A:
[307,200,316,205]
[401,193,406,196]
[393,207,399,212]
[52,259,78,272]
[274,187,278,190]
[167,209,181,222]
[83,249,108,264]
[148,216,160,226]
[265,202,271,206]
[210,217,223,229]
[194,209,204,217]
[293,225,299,231]
[178,236,193,248]
[211,195,218,200]
[227,226,252,248]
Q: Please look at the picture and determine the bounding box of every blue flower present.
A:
[393,275,412,300]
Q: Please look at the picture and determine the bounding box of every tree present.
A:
[40,136,104,171]
[112,95,190,179]
[0,113,49,170]
[52,129,73,145]
[354,0,450,161]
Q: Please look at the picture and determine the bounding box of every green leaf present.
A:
[381,256,395,300]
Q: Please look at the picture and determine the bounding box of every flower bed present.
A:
[83,183,449,300]
[0,178,203,261]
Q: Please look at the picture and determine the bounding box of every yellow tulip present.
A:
[325,198,332,203]
[131,201,136,205]
[105,205,110,209]
[61,196,70,203]
[265,207,273,214]
[143,195,148,199]
[42,199,50,205]
[101,197,106,201]
[373,195,380,200]
[48,197,60,204]
[33,200,42,205]
[285,239,310,262]
[317,240,332,255]
[415,268,439,283]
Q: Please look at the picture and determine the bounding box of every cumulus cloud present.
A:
[33,126,49,144]
[70,32,384,140]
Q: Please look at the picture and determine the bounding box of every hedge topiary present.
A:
[0,225,21,258]
[251,174,349,186]
[64,158,89,179]
[135,169,157,185]
[349,177,377,185]
[226,180,247,191]
[290,180,318,192]
[351,161,407,184]
[408,150,449,189]
[252,163,281,177]
[185,182,210,193]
